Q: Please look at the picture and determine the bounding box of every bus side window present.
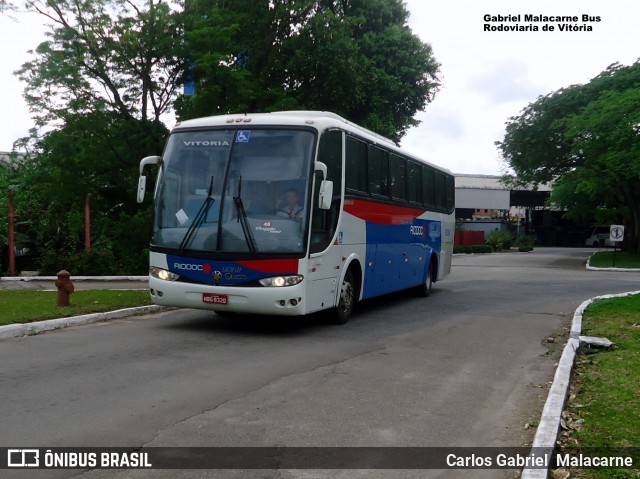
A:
[407,161,422,204]
[435,171,447,211]
[446,175,455,213]
[368,146,389,197]
[390,153,407,201]
[310,129,343,254]
[345,136,368,194]
[423,166,436,208]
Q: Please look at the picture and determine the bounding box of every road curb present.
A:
[0,305,167,340]
[521,289,640,479]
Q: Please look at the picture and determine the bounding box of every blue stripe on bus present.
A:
[361,219,441,299]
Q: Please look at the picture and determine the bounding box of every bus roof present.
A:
[172,111,452,175]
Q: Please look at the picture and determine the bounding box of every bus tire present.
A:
[418,261,434,297]
[333,269,355,325]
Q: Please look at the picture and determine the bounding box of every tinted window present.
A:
[435,171,447,210]
[423,166,436,207]
[368,146,389,197]
[389,154,407,201]
[407,161,422,204]
[446,174,455,212]
[345,136,368,193]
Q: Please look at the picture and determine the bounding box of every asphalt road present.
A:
[2,248,639,479]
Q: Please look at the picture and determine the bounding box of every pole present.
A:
[85,193,91,251]
[8,191,16,276]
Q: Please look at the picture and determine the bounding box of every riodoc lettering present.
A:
[174,263,204,271]
[410,225,424,236]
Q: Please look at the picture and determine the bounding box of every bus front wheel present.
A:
[333,269,355,324]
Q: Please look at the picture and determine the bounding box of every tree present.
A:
[1,0,178,273]
[497,61,640,253]
[15,0,183,128]
[177,0,440,142]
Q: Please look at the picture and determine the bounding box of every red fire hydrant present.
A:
[55,270,75,307]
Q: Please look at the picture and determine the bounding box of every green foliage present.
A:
[498,61,640,253]
[470,245,492,254]
[484,230,514,252]
[1,113,164,275]
[559,295,640,472]
[14,0,183,126]
[589,251,640,269]
[514,235,534,252]
[514,235,534,249]
[0,290,151,325]
[178,0,440,142]
[2,0,441,276]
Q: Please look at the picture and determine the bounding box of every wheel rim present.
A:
[340,280,354,313]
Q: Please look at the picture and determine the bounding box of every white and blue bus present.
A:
[137,111,454,323]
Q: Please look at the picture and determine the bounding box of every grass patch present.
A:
[589,251,640,269]
[557,294,640,478]
[0,290,152,326]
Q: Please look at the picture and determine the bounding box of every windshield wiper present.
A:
[233,175,258,253]
[178,176,216,251]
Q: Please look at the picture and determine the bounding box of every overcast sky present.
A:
[1,0,638,175]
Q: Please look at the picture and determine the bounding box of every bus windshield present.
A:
[152,128,315,255]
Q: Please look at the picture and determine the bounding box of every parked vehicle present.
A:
[584,226,615,247]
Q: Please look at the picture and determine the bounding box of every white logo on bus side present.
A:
[174,263,204,271]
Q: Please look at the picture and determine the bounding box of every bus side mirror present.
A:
[314,161,332,210]
[319,180,333,210]
[136,175,147,203]
[136,155,160,203]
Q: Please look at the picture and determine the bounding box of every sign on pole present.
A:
[610,224,624,267]
[610,225,624,242]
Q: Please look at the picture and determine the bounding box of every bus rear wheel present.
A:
[333,269,355,324]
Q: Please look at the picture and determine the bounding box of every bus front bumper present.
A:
[148,276,306,316]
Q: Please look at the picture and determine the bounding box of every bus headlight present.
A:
[150,267,180,282]
[259,275,303,287]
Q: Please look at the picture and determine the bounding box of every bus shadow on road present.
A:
[161,287,434,337]
[162,310,330,337]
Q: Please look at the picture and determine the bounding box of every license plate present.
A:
[202,293,228,305]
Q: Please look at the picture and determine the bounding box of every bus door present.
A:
[305,130,344,314]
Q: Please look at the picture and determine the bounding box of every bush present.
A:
[514,235,534,249]
[39,245,118,276]
[471,245,493,254]
[464,246,473,254]
[485,230,514,252]
[453,245,465,254]
[518,246,534,252]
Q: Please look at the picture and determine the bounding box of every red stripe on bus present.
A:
[344,198,424,225]
[237,259,299,273]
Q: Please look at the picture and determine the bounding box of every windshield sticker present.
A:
[256,224,282,234]
[236,130,251,143]
[175,208,189,225]
[182,140,230,147]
